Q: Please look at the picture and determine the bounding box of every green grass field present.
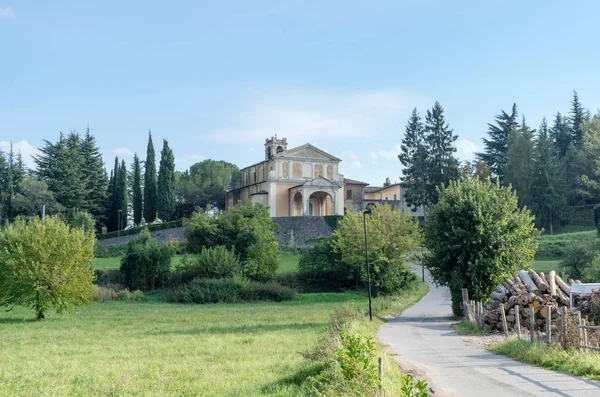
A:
[93,251,301,273]
[0,284,428,396]
[531,259,561,273]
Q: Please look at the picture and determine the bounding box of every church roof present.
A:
[277,143,341,162]
[365,183,401,193]
[344,178,369,186]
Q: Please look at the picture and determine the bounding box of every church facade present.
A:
[225,137,424,217]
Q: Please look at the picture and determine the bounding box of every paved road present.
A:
[378,269,600,397]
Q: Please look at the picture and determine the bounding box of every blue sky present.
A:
[2,1,600,186]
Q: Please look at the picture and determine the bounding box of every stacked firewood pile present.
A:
[483,269,576,334]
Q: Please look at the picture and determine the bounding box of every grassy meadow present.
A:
[0,285,428,396]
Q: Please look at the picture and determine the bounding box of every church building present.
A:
[225,137,424,217]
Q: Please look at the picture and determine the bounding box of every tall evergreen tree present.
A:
[532,118,568,234]
[0,151,7,222]
[132,153,143,225]
[118,159,128,229]
[157,139,176,221]
[476,103,519,181]
[106,157,119,231]
[383,177,392,187]
[80,127,108,223]
[143,131,157,223]
[550,112,572,158]
[569,90,587,147]
[398,108,430,210]
[424,101,459,203]
[505,116,535,208]
[5,144,14,219]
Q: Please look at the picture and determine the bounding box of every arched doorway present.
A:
[293,192,303,216]
[309,191,333,216]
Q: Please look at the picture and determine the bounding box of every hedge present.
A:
[97,219,183,240]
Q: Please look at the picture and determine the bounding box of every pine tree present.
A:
[424,101,459,203]
[551,112,572,158]
[383,177,391,187]
[157,139,176,221]
[13,151,26,193]
[569,90,587,147]
[80,127,108,224]
[505,116,535,208]
[5,144,14,219]
[532,118,568,234]
[398,108,430,210]
[143,131,157,223]
[106,157,119,231]
[476,103,519,181]
[132,153,143,225]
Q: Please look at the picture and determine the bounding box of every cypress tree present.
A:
[157,139,176,221]
[143,131,157,223]
[0,151,7,222]
[132,154,143,225]
[106,157,119,231]
[399,108,430,210]
[532,118,568,234]
[476,103,519,182]
[424,101,459,203]
[118,159,128,230]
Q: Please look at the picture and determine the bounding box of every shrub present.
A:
[68,210,96,233]
[298,239,352,289]
[162,277,297,304]
[94,284,145,301]
[0,216,96,320]
[94,268,123,286]
[184,202,280,282]
[120,228,174,291]
[179,245,241,282]
[425,178,538,316]
[336,329,378,388]
[331,204,422,294]
[560,239,600,280]
[94,243,128,258]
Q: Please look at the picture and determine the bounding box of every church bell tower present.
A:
[265,135,287,160]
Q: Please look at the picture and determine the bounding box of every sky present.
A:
[2,1,600,186]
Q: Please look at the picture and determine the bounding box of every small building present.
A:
[226,137,424,217]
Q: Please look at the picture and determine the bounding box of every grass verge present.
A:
[489,338,600,380]
[452,320,485,335]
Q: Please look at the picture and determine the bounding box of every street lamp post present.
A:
[363,207,373,321]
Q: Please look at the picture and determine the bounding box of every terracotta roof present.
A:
[343,178,369,186]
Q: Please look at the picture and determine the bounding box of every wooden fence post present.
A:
[583,319,588,352]
[578,311,583,351]
[530,307,535,343]
[515,305,521,338]
[547,306,552,345]
[500,304,509,337]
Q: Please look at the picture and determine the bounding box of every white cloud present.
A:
[198,89,420,145]
[0,140,39,168]
[0,7,14,17]
[113,147,134,156]
[369,144,402,161]
[456,138,480,161]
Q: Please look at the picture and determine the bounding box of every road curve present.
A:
[378,271,600,397]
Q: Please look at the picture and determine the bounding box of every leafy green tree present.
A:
[0,216,96,320]
[459,160,491,181]
[184,202,279,282]
[157,139,176,221]
[531,118,569,234]
[12,178,62,217]
[331,204,421,293]
[120,228,173,291]
[132,153,143,225]
[177,159,242,210]
[398,108,430,210]
[424,178,538,316]
[424,101,459,203]
[505,117,535,208]
[68,210,96,232]
[477,103,519,181]
[143,131,158,223]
